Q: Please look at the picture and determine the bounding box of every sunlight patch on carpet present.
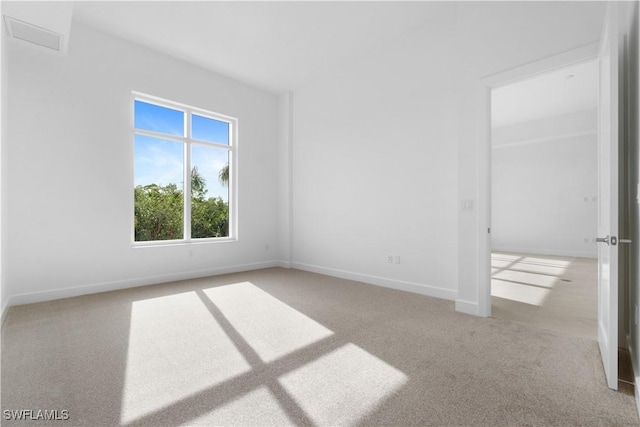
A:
[203,282,334,362]
[121,291,251,424]
[278,343,407,425]
[187,386,293,426]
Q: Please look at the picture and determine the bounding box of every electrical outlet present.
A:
[394,256,401,264]
[387,255,393,263]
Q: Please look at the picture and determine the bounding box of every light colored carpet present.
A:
[1,267,638,426]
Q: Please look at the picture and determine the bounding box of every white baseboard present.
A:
[455,299,482,316]
[276,260,292,269]
[291,262,457,301]
[627,334,640,419]
[6,261,281,308]
[1,300,8,327]
[492,246,597,259]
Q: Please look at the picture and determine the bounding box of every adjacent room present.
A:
[1,1,640,425]
[490,60,599,340]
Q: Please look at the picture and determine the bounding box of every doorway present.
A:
[489,60,599,341]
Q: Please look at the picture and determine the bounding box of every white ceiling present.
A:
[72,1,450,94]
[491,59,599,128]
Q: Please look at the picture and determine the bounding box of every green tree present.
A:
[134,183,183,241]
[191,166,207,198]
[191,196,229,238]
[134,166,230,241]
[219,163,229,186]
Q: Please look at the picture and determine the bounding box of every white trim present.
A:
[131,237,237,248]
[4,261,280,308]
[184,111,192,240]
[292,262,458,301]
[472,43,600,318]
[1,301,9,327]
[131,91,238,124]
[492,130,597,150]
[276,260,292,269]
[455,299,480,316]
[492,246,597,259]
[477,83,492,318]
[481,43,600,89]
[133,128,186,143]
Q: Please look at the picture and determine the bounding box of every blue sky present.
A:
[134,100,230,201]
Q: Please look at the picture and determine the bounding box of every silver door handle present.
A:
[620,238,632,244]
[596,235,610,245]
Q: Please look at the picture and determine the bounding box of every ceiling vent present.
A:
[4,15,63,53]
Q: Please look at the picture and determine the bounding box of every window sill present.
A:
[132,237,237,248]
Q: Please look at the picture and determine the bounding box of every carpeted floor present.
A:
[2,267,638,426]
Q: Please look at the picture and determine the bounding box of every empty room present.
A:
[1,1,640,426]
[490,61,600,338]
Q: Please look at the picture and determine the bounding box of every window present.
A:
[133,94,236,244]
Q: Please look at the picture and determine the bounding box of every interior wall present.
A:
[2,2,609,316]
[492,109,598,258]
[4,22,279,305]
[291,14,460,299]
[0,1,7,321]
[290,2,605,304]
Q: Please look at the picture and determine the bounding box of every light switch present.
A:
[460,200,474,211]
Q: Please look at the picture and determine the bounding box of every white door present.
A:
[597,2,620,391]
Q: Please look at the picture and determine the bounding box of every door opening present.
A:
[489,60,599,341]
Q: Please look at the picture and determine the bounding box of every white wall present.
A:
[492,110,598,258]
[4,22,279,305]
[291,14,460,300]
[276,93,292,266]
[1,1,7,321]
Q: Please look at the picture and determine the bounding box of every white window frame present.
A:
[132,92,238,246]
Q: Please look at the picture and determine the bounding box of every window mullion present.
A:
[133,128,186,143]
[184,111,192,241]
